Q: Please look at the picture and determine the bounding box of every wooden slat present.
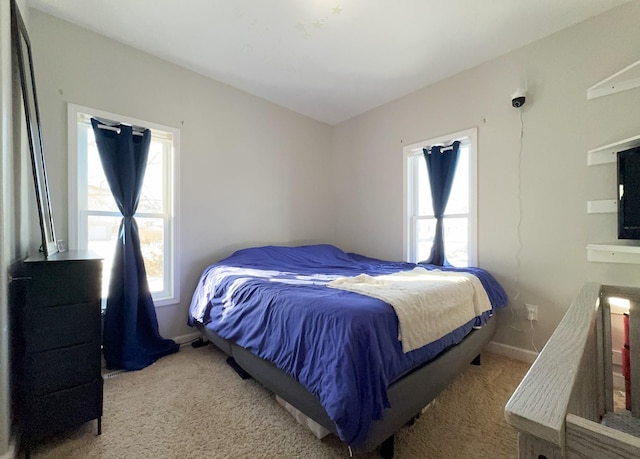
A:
[602,285,640,417]
[601,298,614,413]
[566,414,640,458]
[505,283,602,448]
[567,313,601,423]
[631,298,640,418]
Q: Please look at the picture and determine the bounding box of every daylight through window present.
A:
[69,106,178,306]
[404,128,477,267]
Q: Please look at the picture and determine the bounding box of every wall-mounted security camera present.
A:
[511,89,526,108]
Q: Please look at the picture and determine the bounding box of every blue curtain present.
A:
[91,118,178,371]
[422,141,461,266]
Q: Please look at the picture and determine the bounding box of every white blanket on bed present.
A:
[327,267,492,353]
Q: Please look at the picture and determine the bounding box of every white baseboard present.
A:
[172,331,202,346]
[485,341,539,364]
[486,341,628,391]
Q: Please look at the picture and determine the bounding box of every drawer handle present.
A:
[8,275,31,282]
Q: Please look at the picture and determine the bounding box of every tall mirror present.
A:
[11,0,57,257]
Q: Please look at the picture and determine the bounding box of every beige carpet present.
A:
[30,345,530,459]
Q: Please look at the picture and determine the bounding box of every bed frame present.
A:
[196,315,497,458]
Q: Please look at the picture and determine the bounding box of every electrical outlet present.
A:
[525,304,538,321]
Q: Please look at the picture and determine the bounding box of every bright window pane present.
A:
[87,130,118,212]
[445,146,469,215]
[406,129,476,267]
[444,217,468,266]
[416,146,468,217]
[86,131,165,215]
[415,147,469,266]
[138,140,164,214]
[138,217,164,292]
[417,157,433,216]
[85,131,167,297]
[416,218,436,262]
[87,215,119,298]
[416,217,469,265]
[87,215,165,297]
[73,107,177,305]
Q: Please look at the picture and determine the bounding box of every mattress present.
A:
[188,244,507,445]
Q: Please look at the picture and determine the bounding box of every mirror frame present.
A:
[11,0,57,257]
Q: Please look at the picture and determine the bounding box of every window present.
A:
[68,104,179,306]
[404,128,477,267]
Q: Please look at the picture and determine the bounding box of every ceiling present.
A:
[29,0,632,125]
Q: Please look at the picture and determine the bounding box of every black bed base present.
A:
[195,318,496,457]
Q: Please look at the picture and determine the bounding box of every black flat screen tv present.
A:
[618,146,640,239]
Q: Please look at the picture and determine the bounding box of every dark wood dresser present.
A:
[10,250,103,455]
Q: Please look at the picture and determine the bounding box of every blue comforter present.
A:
[188,244,507,446]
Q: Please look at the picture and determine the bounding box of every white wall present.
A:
[1,0,31,455]
[29,10,334,340]
[24,2,640,358]
[331,1,640,352]
[0,5,634,458]
[0,1,12,453]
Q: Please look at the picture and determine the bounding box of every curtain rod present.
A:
[96,123,145,137]
[425,145,454,153]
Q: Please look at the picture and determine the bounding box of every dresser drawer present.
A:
[23,342,101,396]
[24,260,101,307]
[22,301,100,352]
[23,301,100,351]
[12,252,104,449]
[23,379,103,442]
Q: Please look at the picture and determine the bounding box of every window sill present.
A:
[100,296,179,312]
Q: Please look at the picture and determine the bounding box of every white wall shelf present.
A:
[587,59,640,100]
[586,243,640,264]
[586,59,640,264]
[587,134,640,165]
[587,199,617,214]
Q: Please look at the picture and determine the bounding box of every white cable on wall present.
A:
[516,103,539,353]
[515,108,524,300]
[509,106,525,332]
[530,318,539,353]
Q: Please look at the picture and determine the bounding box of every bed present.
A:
[188,244,507,457]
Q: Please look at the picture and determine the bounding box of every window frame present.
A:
[403,127,478,266]
[67,103,180,307]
